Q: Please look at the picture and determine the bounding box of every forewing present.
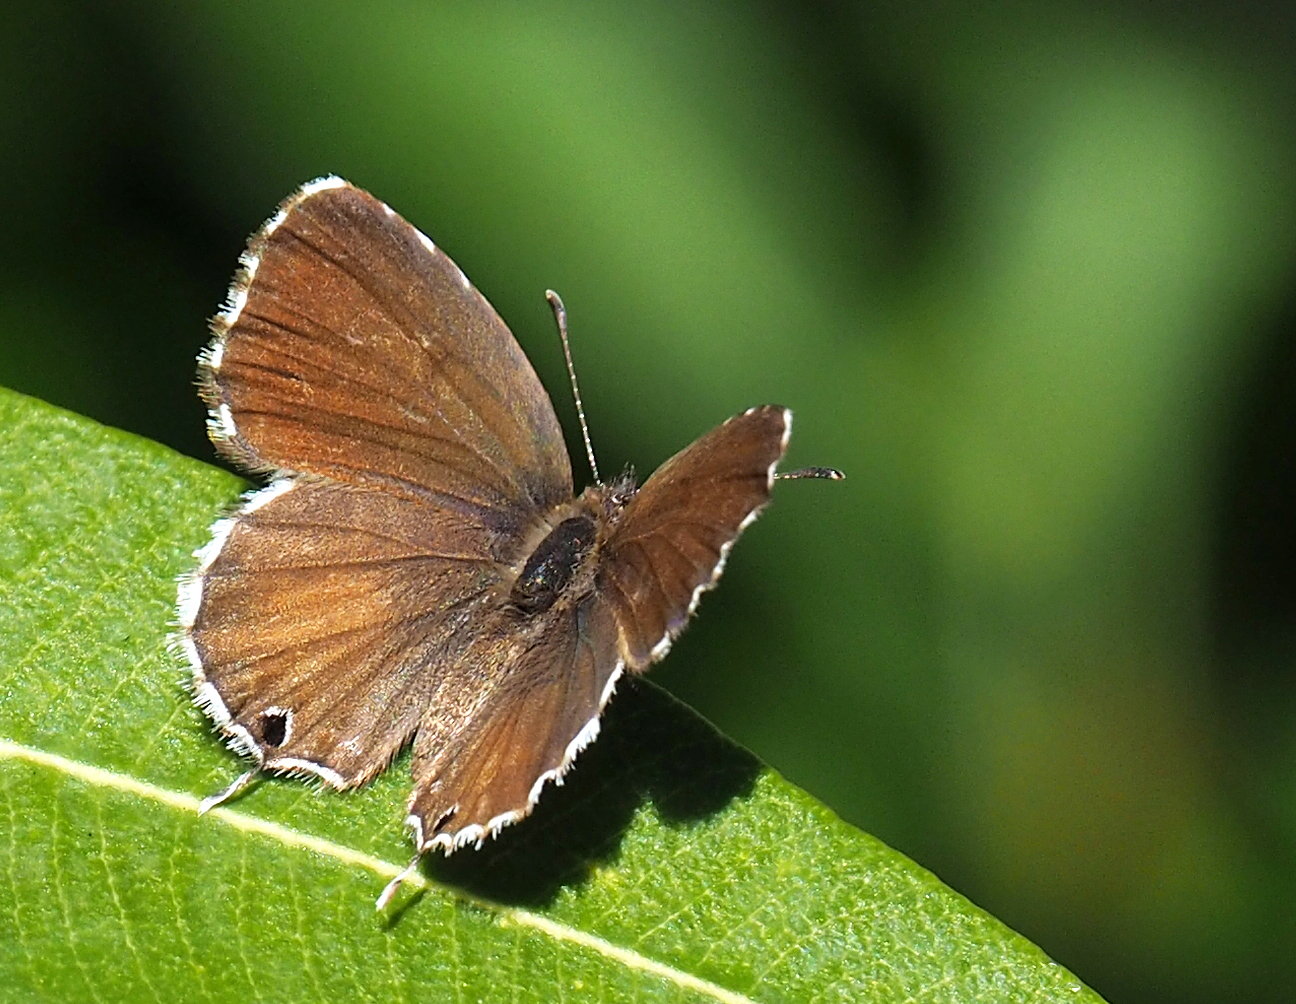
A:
[406,596,623,850]
[600,405,791,669]
[203,177,572,517]
[179,479,508,787]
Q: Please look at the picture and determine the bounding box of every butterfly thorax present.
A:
[509,515,597,613]
[507,475,640,616]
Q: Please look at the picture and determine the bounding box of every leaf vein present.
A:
[2,774,39,992]
[95,795,165,1004]
[50,783,107,1004]
[236,842,264,1004]
[165,816,217,1004]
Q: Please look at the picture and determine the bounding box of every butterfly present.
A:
[174,177,839,906]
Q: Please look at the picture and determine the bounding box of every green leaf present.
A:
[0,386,1102,1003]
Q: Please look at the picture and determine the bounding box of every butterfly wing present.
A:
[181,178,571,789]
[600,405,791,668]
[183,479,507,787]
[405,596,623,849]
[202,177,572,514]
[398,406,791,849]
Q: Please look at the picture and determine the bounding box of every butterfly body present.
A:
[176,177,797,868]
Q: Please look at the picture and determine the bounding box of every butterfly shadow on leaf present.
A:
[424,677,762,908]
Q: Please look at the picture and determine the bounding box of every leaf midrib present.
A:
[0,736,758,1004]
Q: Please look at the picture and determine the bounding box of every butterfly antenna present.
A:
[777,466,846,480]
[546,290,601,485]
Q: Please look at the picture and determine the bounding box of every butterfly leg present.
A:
[376,853,423,911]
[198,767,261,814]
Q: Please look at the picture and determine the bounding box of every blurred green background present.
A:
[3,2,1294,1001]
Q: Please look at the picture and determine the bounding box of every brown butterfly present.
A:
[174,177,840,906]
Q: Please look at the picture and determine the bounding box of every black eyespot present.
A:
[432,807,456,832]
[260,709,289,747]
